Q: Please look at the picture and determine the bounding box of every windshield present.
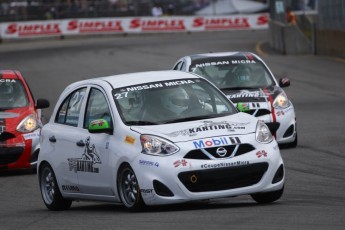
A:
[113,78,237,125]
[190,58,274,89]
[0,79,29,110]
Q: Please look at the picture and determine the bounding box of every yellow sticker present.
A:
[125,135,136,145]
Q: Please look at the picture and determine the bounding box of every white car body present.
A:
[172,52,297,147]
[38,70,284,211]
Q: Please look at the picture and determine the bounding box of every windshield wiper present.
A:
[221,86,258,90]
[125,121,158,126]
[164,115,215,124]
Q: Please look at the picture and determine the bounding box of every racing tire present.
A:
[39,163,72,211]
[117,164,145,212]
[251,185,284,204]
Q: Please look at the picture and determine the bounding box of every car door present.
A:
[75,86,114,196]
[48,87,87,191]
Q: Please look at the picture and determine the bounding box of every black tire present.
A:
[117,164,145,212]
[39,163,72,211]
[251,185,284,204]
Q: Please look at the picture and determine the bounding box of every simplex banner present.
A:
[0,14,268,40]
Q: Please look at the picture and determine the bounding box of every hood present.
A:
[130,113,258,143]
[0,107,34,133]
[222,86,283,104]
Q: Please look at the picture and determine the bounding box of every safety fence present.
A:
[0,13,268,41]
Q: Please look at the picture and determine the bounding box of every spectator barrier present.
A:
[0,13,268,41]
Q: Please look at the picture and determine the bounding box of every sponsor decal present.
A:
[276,111,285,116]
[5,22,61,36]
[167,121,248,137]
[130,18,185,31]
[256,150,268,158]
[140,189,154,194]
[173,159,189,168]
[257,15,269,26]
[193,17,250,30]
[193,136,241,149]
[0,79,16,83]
[67,19,123,33]
[125,135,136,145]
[23,133,39,140]
[113,79,196,100]
[139,160,159,167]
[68,137,101,173]
[228,90,267,99]
[201,161,249,169]
[62,185,80,192]
[0,125,4,134]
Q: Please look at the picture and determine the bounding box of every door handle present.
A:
[49,136,56,143]
[76,140,85,147]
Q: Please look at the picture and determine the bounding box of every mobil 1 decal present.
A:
[193,136,241,149]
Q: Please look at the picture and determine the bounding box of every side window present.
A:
[173,61,185,71]
[55,88,86,126]
[84,88,113,129]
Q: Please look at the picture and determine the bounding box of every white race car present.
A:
[38,70,284,211]
[173,52,297,148]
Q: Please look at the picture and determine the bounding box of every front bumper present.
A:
[134,140,284,206]
[0,130,40,170]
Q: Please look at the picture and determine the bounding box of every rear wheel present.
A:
[117,164,145,212]
[39,163,72,210]
[251,185,284,204]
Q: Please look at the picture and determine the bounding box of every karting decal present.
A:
[228,90,268,99]
[193,136,241,149]
[256,150,268,158]
[62,185,80,192]
[173,159,190,168]
[139,160,159,167]
[68,137,101,173]
[201,161,249,169]
[166,121,249,137]
[125,135,136,145]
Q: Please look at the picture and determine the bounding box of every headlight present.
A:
[16,114,40,133]
[140,135,179,156]
[255,120,273,143]
[273,92,290,109]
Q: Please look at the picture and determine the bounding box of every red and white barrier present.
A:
[0,14,268,40]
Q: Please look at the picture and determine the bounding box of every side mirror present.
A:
[88,119,113,135]
[35,98,50,109]
[279,77,290,88]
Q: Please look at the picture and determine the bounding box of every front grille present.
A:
[184,144,255,160]
[0,147,24,165]
[178,163,269,192]
[0,132,16,142]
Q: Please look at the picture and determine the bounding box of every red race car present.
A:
[0,70,49,171]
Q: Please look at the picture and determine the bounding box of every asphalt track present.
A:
[1,30,345,230]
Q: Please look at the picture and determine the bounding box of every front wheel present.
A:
[39,163,72,211]
[251,185,284,204]
[117,164,145,212]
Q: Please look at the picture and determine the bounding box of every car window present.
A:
[0,79,29,109]
[84,88,113,129]
[113,78,236,125]
[55,88,86,126]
